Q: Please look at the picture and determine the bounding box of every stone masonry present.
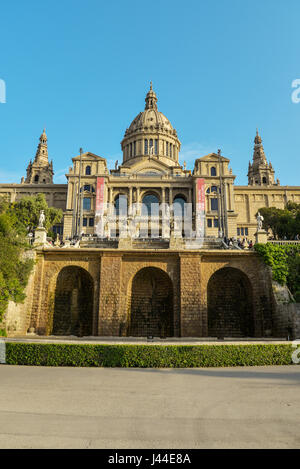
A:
[5,248,288,339]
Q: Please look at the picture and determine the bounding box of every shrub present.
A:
[255,243,300,298]
[5,343,295,368]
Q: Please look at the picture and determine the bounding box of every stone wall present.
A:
[271,281,300,339]
[5,248,282,339]
[3,250,36,336]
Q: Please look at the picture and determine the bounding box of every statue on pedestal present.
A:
[38,210,45,228]
[257,212,264,231]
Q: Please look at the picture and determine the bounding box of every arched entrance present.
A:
[52,266,94,336]
[128,267,174,337]
[207,267,254,337]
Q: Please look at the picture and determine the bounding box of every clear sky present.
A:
[1,0,300,185]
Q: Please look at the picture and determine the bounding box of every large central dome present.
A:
[121,84,181,168]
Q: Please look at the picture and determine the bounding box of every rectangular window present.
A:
[207,219,212,228]
[52,225,63,235]
[89,218,94,227]
[214,219,218,228]
[166,142,169,156]
[170,144,172,158]
[134,141,136,156]
[211,198,218,211]
[241,228,244,236]
[83,197,91,211]
[245,228,249,236]
[144,139,148,155]
[237,228,240,236]
[155,139,158,155]
[83,218,87,227]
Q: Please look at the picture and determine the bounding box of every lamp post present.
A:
[75,147,83,237]
[217,149,228,240]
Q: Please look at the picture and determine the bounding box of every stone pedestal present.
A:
[33,227,47,246]
[170,234,184,250]
[255,229,268,244]
[118,237,132,249]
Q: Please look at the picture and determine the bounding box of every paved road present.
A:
[0,365,299,449]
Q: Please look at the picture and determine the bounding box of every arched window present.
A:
[34,175,39,183]
[173,196,186,217]
[114,195,128,216]
[142,194,159,216]
[211,167,217,176]
[211,186,218,193]
[262,177,267,184]
[85,166,91,175]
[144,139,148,155]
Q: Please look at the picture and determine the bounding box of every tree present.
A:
[0,194,62,330]
[258,204,300,239]
[6,193,63,235]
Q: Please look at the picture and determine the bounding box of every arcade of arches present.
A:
[26,250,278,339]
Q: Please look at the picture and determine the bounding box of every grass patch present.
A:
[4,342,296,368]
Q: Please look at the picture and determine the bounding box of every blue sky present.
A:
[0,0,300,185]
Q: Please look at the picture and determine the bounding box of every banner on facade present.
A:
[95,177,105,236]
[196,178,205,239]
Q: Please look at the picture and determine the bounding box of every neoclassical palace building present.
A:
[1,84,300,242]
[1,84,300,339]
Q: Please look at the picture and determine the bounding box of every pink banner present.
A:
[196,178,205,238]
[96,177,105,215]
[197,178,205,211]
[95,177,105,236]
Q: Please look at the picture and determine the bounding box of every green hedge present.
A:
[4,343,295,367]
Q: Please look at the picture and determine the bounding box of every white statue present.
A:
[257,212,264,231]
[38,210,45,228]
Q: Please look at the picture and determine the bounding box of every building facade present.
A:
[1,84,299,242]
[1,84,300,339]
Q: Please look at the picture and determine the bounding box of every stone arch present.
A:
[114,193,128,216]
[141,189,161,202]
[207,267,254,338]
[127,267,174,337]
[173,192,187,201]
[52,266,94,336]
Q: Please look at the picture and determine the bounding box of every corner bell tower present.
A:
[247,130,277,186]
[24,129,54,184]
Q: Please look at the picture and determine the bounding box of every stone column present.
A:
[98,254,122,336]
[169,187,173,205]
[180,254,202,336]
[129,187,133,214]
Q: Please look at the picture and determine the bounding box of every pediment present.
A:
[121,157,181,174]
[72,152,106,162]
[195,153,230,163]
